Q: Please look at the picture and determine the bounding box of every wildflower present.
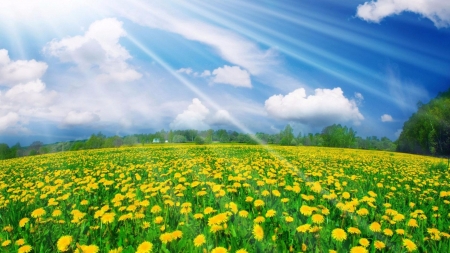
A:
[160,233,173,244]
[369,222,381,232]
[150,205,162,214]
[300,205,313,216]
[236,249,248,253]
[15,239,26,246]
[359,238,370,247]
[265,209,276,218]
[136,241,153,253]
[331,228,347,242]
[193,234,206,247]
[350,246,368,253]
[348,227,361,234]
[80,245,99,253]
[407,219,418,227]
[101,212,115,224]
[312,214,324,224]
[57,236,72,252]
[253,224,264,241]
[403,239,417,252]
[254,199,265,207]
[253,216,265,223]
[31,208,46,218]
[374,241,385,250]
[239,210,249,218]
[285,216,294,223]
[18,245,32,253]
[296,224,311,233]
[19,218,30,227]
[211,247,227,253]
[194,213,204,219]
[1,240,11,247]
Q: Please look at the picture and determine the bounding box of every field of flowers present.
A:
[0,144,449,253]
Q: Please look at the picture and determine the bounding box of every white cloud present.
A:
[212,65,252,88]
[210,110,233,126]
[200,70,211,77]
[4,79,57,108]
[176,68,193,75]
[357,0,450,28]
[0,112,20,132]
[0,49,48,86]
[381,114,393,122]
[63,111,100,126]
[170,98,210,130]
[112,2,277,75]
[44,18,141,83]
[265,87,364,126]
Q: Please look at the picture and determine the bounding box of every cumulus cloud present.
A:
[0,112,20,132]
[176,68,193,75]
[44,18,141,83]
[210,110,233,126]
[265,87,364,126]
[0,49,48,85]
[381,114,393,122]
[356,0,450,28]
[170,98,210,130]
[63,111,100,126]
[211,65,252,88]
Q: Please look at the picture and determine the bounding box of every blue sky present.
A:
[0,0,449,146]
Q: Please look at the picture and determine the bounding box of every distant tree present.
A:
[0,143,11,160]
[280,124,295,146]
[194,136,205,145]
[123,136,138,146]
[173,135,187,143]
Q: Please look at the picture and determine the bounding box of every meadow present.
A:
[0,144,449,253]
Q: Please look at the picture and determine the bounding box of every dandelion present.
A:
[211,247,227,253]
[359,238,370,247]
[57,236,72,252]
[369,222,381,232]
[18,245,32,253]
[236,249,248,253]
[331,228,347,242]
[403,239,417,252]
[194,213,204,219]
[374,241,385,250]
[160,233,173,244]
[1,240,11,247]
[253,216,265,223]
[253,224,264,241]
[254,199,265,207]
[348,227,361,234]
[15,239,25,246]
[300,205,313,216]
[80,245,99,253]
[350,246,368,253]
[285,216,294,223]
[19,218,29,227]
[150,205,162,214]
[296,224,311,233]
[239,210,249,218]
[407,219,418,227]
[101,212,115,224]
[31,208,46,218]
[265,209,276,218]
[193,234,206,247]
[396,229,405,235]
[312,214,324,224]
[136,241,153,253]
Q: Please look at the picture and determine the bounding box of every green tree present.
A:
[280,124,294,146]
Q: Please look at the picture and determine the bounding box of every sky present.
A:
[0,0,449,146]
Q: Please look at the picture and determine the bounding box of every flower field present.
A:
[0,144,449,253]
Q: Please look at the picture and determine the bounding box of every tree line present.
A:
[0,124,397,160]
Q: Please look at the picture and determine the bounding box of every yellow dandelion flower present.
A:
[204,207,215,214]
[239,210,249,218]
[16,239,26,246]
[331,228,347,242]
[154,216,163,224]
[31,208,46,218]
[407,219,418,227]
[101,212,115,224]
[342,192,350,199]
[3,225,13,232]
[312,214,324,224]
[194,213,204,219]
[396,229,405,235]
[350,246,368,253]
[253,216,265,223]
[19,218,29,228]
[57,235,72,252]
[2,240,11,247]
[18,245,32,253]
[172,230,183,239]
[150,205,162,214]
[403,239,417,252]
[359,238,370,247]
[296,224,311,233]
[348,227,361,234]
[53,210,62,217]
[236,249,248,253]
[108,246,123,253]
[193,234,206,247]
[300,205,313,216]
[160,232,173,244]
[80,245,99,253]
[254,199,265,207]
[374,241,385,250]
[265,209,276,218]
[136,241,153,253]
[369,222,381,232]
[253,224,264,241]
[211,247,227,253]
